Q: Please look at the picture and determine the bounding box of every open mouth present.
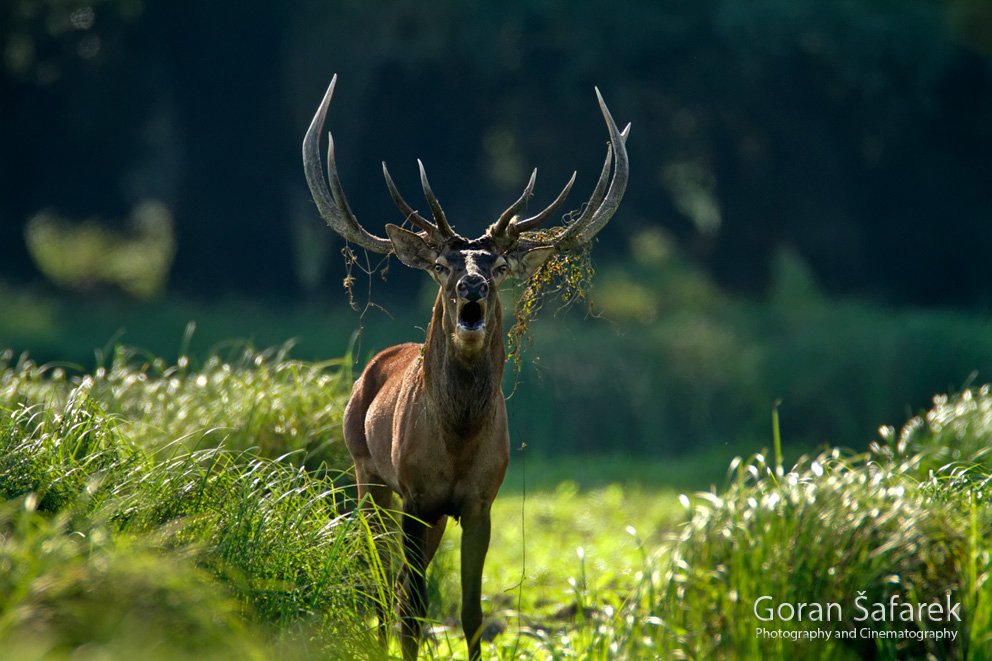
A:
[457,301,485,332]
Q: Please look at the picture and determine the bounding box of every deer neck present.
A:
[422,292,505,438]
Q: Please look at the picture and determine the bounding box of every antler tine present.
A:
[566,144,613,229]
[382,162,441,237]
[418,160,455,238]
[559,123,630,233]
[303,76,394,254]
[510,170,577,233]
[545,88,629,253]
[490,168,538,237]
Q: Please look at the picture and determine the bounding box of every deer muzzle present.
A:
[456,275,488,332]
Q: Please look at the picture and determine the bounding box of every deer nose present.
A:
[457,275,488,302]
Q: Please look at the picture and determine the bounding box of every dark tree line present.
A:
[2,0,991,305]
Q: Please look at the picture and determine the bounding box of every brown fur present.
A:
[345,290,509,520]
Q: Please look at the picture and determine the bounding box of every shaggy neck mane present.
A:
[422,291,505,439]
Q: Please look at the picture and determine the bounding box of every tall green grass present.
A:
[3,342,992,659]
[0,348,384,659]
[1,341,354,470]
[657,387,992,659]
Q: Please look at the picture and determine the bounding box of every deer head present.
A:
[385,226,553,358]
[302,76,629,361]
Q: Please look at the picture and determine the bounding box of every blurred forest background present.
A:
[2,0,992,457]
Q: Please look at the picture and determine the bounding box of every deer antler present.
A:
[306,76,629,256]
[303,75,394,253]
[381,160,460,243]
[490,169,577,239]
[488,88,629,254]
[306,75,461,247]
[381,162,448,241]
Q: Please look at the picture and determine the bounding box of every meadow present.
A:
[2,340,991,660]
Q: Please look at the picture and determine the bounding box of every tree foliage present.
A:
[2,0,991,305]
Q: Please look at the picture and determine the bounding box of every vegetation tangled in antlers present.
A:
[507,226,596,377]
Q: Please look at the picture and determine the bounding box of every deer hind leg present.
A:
[354,467,395,648]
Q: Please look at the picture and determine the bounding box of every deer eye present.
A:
[434,263,448,275]
[496,264,509,276]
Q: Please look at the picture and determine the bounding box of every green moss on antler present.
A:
[507,236,595,376]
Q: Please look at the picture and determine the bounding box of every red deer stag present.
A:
[302,75,628,661]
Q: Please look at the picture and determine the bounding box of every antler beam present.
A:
[302,75,394,253]
[488,88,629,254]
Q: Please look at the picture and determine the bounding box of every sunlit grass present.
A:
[657,422,992,660]
[2,344,992,659]
[424,482,681,660]
[0,351,382,659]
[1,340,354,471]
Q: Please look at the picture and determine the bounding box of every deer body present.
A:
[303,75,628,660]
[345,305,510,521]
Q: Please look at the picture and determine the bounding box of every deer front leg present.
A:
[460,504,492,661]
[399,508,430,661]
[354,471,394,647]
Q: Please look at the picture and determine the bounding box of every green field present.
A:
[2,345,991,659]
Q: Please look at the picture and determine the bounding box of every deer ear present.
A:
[508,246,554,280]
[386,224,440,270]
